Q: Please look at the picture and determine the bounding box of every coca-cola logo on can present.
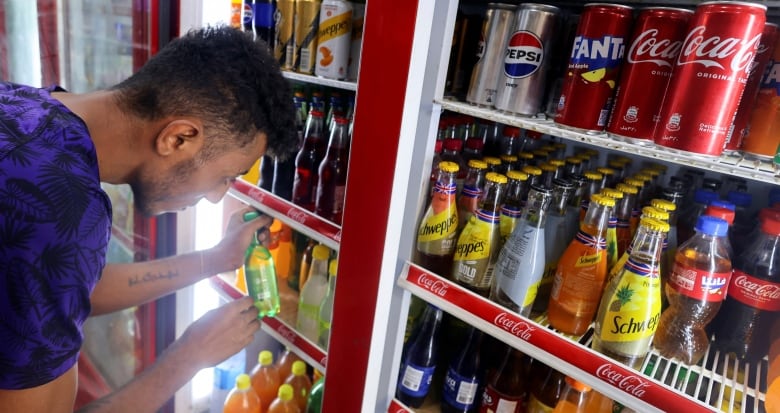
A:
[596,363,651,398]
[417,272,449,297]
[286,208,308,224]
[677,25,762,75]
[493,312,535,340]
[627,28,684,67]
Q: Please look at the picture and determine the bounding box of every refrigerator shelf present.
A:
[208,274,328,373]
[396,261,768,413]
[436,98,780,186]
[281,70,358,91]
[229,179,341,251]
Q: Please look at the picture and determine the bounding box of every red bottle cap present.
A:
[434,139,443,153]
[465,138,484,151]
[443,138,463,152]
[705,205,735,226]
[762,216,780,237]
[503,126,521,137]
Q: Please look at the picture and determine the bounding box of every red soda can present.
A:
[553,3,634,133]
[725,22,779,154]
[606,8,693,145]
[654,1,767,158]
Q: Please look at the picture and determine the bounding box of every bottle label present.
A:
[479,385,525,413]
[499,205,522,244]
[573,231,606,267]
[668,264,731,302]
[727,270,780,311]
[442,368,479,410]
[494,226,545,308]
[599,258,661,342]
[525,394,554,413]
[398,363,435,398]
[417,189,458,248]
[453,209,499,284]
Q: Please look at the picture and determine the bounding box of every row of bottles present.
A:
[295,244,339,349]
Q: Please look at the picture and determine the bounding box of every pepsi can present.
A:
[466,3,516,107]
[494,4,561,116]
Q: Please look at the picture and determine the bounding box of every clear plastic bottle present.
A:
[223,373,262,413]
[317,258,338,349]
[491,185,552,316]
[296,245,330,342]
[653,216,732,365]
[416,161,460,277]
[245,230,281,318]
[276,348,302,383]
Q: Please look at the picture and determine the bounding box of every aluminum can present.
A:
[315,0,353,80]
[493,3,561,116]
[742,34,780,160]
[347,1,365,80]
[725,22,779,153]
[294,0,322,74]
[275,0,296,69]
[654,1,767,158]
[466,3,516,107]
[606,8,693,145]
[554,3,634,132]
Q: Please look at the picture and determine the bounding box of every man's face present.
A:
[131,133,266,216]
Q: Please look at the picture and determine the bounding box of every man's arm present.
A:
[90,210,271,315]
[77,297,261,413]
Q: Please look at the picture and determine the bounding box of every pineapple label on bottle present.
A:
[453,210,500,291]
[417,182,459,254]
[599,259,661,346]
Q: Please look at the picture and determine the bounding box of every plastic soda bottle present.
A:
[250,350,282,412]
[396,303,443,408]
[276,348,302,383]
[284,361,311,411]
[296,245,330,342]
[452,172,507,297]
[223,373,262,413]
[441,326,483,413]
[457,159,488,230]
[318,258,338,349]
[653,216,732,365]
[478,347,528,413]
[490,185,552,316]
[593,217,668,369]
[712,214,780,361]
[416,161,460,277]
[305,376,324,413]
[551,377,591,413]
[268,384,301,413]
[244,218,281,317]
[315,116,351,224]
[548,194,613,336]
[293,109,326,211]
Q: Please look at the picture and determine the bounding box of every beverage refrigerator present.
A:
[209,1,779,413]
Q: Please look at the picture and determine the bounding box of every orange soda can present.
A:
[743,37,780,160]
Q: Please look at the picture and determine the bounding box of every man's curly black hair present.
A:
[111,25,297,161]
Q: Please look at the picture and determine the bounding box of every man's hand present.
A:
[205,208,273,275]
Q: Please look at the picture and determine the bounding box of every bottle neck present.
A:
[583,202,611,235]
[628,225,665,265]
[310,257,329,279]
[503,179,528,208]
[567,179,587,208]
[327,121,350,150]
[523,189,552,229]
[434,171,458,199]
[464,168,486,189]
[479,181,505,215]
[303,113,324,144]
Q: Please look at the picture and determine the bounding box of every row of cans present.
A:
[465,1,777,160]
[234,0,364,81]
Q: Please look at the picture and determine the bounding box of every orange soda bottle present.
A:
[276,224,297,281]
[268,220,285,279]
[224,373,262,413]
[276,348,303,384]
[251,350,281,412]
[284,361,312,411]
[548,194,613,336]
[552,377,591,413]
[268,384,302,413]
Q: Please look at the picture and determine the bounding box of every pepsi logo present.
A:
[504,31,544,78]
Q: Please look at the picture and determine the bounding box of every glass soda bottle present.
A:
[616,184,639,258]
[712,214,780,362]
[478,347,528,413]
[491,185,552,316]
[548,194,613,336]
[315,116,350,225]
[526,363,565,413]
[317,258,338,350]
[551,377,591,413]
[293,109,327,211]
[452,172,507,297]
[533,178,575,319]
[284,361,311,411]
[441,326,484,413]
[653,215,732,365]
[268,384,301,413]
[562,174,588,253]
[593,217,668,370]
[223,373,261,413]
[396,303,443,408]
[458,159,489,230]
[650,198,678,286]
[441,138,467,191]
[498,170,530,245]
[245,229,281,318]
[677,188,719,244]
[296,245,330,343]
[416,161,460,277]
[250,350,282,413]
[578,171,603,223]
[601,188,623,272]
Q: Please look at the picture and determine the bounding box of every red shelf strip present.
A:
[388,398,413,413]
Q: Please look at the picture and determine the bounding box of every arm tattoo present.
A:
[128,269,179,287]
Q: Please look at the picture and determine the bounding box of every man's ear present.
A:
[155,119,203,157]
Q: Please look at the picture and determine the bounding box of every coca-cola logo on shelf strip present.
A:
[677,25,761,73]
[248,186,265,203]
[320,355,328,368]
[286,208,308,224]
[596,364,651,398]
[276,323,298,343]
[627,29,683,67]
[417,272,448,297]
[493,312,535,341]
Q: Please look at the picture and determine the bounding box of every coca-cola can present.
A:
[725,22,779,154]
[606,7,693,146]
[554,3,634,133]
[493,3,561,116]
[654,1,767,158]
[466,3,516,107]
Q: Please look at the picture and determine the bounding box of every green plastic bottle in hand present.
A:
[244,211,280,317]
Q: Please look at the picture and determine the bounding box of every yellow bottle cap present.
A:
[506,170,529,181]
[597,167,615,177]
[640,168,661,177]
[259,350,274,366]
[278,383,294,401]
[608,160,625,169]
[554,143,567,150]
[616,183,639,195]
[584,171,603,181]
[539,163,557,172]
[548,159,566,167]
[483,156,502,166]
[329,259,338,276]
[624,177,644,187]
[633,173,652,182]
[500,154,518,163]
[521,165,542,176]
[467,159,488,169]
[641,217,670,233]
[650,198,677,212]
[601,188,624,199]
[292,360,306,376]
[565,156,582,165]
[313,245,331,261]
[532,149,550,158]
[541,145,558,153]
[236,373,251,390]
[485,172,508,184]
[642,206,669,222]
[439,161,460,173]
[270,219,283,233]
[517,151,535,160]
[591,194,615,208]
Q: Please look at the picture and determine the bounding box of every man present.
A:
[0,25,297,412]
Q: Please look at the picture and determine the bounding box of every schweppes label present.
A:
[417,203,458,243]
[317,12,352,44]
[600,258,661,343]
[452,209,499,284]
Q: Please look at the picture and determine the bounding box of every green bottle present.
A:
[306,376,325,413]
[243,211,280,318]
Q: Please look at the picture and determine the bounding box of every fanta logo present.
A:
[761,61,780,89]
[570,35,626,67]
[504,31,544,78]
[627,29,683,67]
[596,364,650,398]
[677,25,762,74]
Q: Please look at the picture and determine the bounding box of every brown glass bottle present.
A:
[416,161,460,277]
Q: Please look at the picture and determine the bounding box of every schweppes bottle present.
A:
[452,172,507,297]
[592,217,668,370]
[315,0,352,80]
[294,0,322,74]
[416,161,460,278]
